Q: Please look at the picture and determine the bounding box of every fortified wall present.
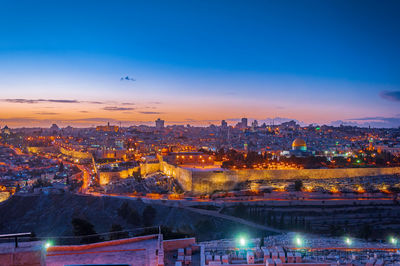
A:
[59,147,93,160]
[99,166,140,186]
[27,146,57,154]
[160,161,193,191]
[161,164,400,194]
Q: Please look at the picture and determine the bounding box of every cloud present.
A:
[120,76,136,82]
[380,91,400,102]
[122,102,135,106]
[1,98,109,104]
[35,112,60,115]
[79,111,89,113]
[103,106,135,111]
[138,111,163,115]
[2,98,80,104]
[86,101,104,104]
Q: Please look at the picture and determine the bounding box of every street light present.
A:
[345,237,352,246]
[236,235,247,248]
[390,237,398,245]
[44,240,53,249]
[294,236,303,247]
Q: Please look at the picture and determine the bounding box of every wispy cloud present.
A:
[120,76,136,82]
[103,106,135,111]
[380,90,400,102]
[122,102,135,106]
[1,98,109,104]
[87,101,105,104]
[0,117,132,127]
[35,112,60,115]
[2,98,80,104]
[138,111,163,115]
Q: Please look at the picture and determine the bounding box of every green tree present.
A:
[109,224,129,240]
[59,162,65,172]
[118,202,141,226]
[233,204,247,218]
[294,180,303,191]
[359,223,372,240]
[71,218,102,244]
[279,213,285,229]
[142,205,157,226]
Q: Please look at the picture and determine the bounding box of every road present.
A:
[5,144,93,193]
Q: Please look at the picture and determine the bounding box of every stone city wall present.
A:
[160,161,193,191]
[188,167,400,194]
[140,162,160,177]
[59,147,93,160]
[27,146,56,154]
[99,166,140,185]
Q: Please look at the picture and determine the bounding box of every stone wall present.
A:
[99,166,140,185]
[27,146,56,154]
[0,241,45,266]
[188,167,400,194]
[59,147,93,160]
[160,162,193,191]
[140,162,161,177]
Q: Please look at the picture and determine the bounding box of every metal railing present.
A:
[0,232,31,248]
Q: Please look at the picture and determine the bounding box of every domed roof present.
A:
[292,138,306,148]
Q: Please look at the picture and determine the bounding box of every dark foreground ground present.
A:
[0,193,268,243]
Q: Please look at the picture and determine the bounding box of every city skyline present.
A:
[1,0,400,128]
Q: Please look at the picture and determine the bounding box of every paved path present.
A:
[182,205,284,233]
[98,194,283,233]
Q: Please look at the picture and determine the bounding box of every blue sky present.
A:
[0,0,399,127]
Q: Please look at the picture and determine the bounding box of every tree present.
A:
[233,204,247,218]
[142,205,157,226]
[359,223,372,240]
[59,162,65,172]
[279,213,285,229]
[127,209,141,226]
[294,180,303,191]
[118,202,141,226]
[109,224,129,240]
[195,220,215,234]
[71,218,102,244]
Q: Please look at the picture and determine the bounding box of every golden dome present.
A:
[292,138,306,148]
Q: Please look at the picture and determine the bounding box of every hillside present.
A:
[0,193,266,242]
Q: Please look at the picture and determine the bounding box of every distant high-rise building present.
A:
[241,118,248,128]
[155,118,165,129]
[221,120,228,128]
[252,120,258,128]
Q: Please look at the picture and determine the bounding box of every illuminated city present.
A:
[1,1,400,266]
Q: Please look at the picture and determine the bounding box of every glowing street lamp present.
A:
[294,236,303,247]
[390,237,398,245]
[44,240,53,249]
[236,235,247,248]
[345,237,352,246]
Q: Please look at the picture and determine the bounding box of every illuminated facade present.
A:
[96,122,119,133]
